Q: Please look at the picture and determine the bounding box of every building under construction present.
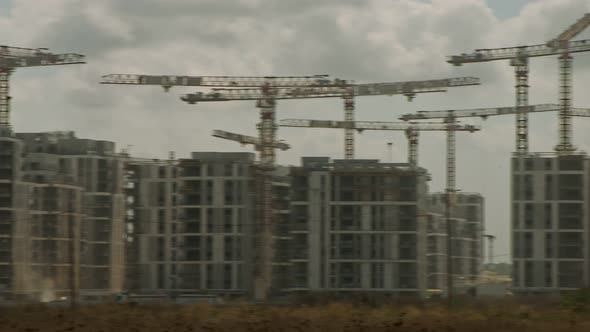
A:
[124,152,291,299]
[512,153,590,294]
[121,154,486,299]
[1,133,487,300]
[0,131,125,301]
[427,193,485,293]
[286,157,431,296]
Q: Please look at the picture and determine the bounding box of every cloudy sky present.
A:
[2,0,590,261]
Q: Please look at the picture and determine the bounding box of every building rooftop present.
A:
[299,157,429,174]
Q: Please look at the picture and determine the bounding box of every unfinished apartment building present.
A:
[512,154,590,294]
[0,131,125,301]
[427,193,484,292]
[287,157,430,297]
[0,135,29,300]
[126,152,255,297]
[123,157,178,294]
[125,151,292,299]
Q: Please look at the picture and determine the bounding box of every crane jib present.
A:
[447,38,590,64]
[138,75,203,86]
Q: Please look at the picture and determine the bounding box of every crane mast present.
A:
[447,36,590,154]
[343,86,355,159]
[188,77,480,159]
[511,51,529,154]
[405,128,420,167]
[278,119,479,167]
[0,46,85,134]
[547,13,590,153]
[253,80,278,301]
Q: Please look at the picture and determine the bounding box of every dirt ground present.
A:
[0,301,589,331]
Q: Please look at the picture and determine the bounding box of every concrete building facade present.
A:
[0,135,29,300]
[512,153,590,294]
[124,152,293,299]
[427,193,485,292]
[0,131,125,301]
[287,157,430,297]
[125,152,259,297]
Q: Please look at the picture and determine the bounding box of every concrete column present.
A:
[214,178,223,207]
[309,172,322,289]
[361,205,371,231]
[361,262,370,289]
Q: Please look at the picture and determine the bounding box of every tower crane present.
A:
[400,103,590,306]
[0,45,85,135]
[182,76,480,159]
[278,119,479,167]
[447,35,590,155]
[546,13,590,153]
[400,103,590,195]
[483,234,496,265]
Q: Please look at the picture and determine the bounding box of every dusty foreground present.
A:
[0,301,589,332]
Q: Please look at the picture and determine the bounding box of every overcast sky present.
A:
[2,0,590,262]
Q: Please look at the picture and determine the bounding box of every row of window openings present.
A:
[291,206,417,230]
[128,206,245,230]
[514,174,584,201]
[157,263,239,290]
[181,164,248,177]
[155,237,242,262]
[292,262,417,289]
[514,261,583,288]
[292,175,416,187]
[513,203,583,229]
[293,189,417,202]
[514,233,584,258]
[290,234,417,260]
[514,158,583,171]
[135,164,246,179]
[126,180,245,203]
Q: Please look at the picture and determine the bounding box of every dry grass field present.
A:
[0,299,589,332]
